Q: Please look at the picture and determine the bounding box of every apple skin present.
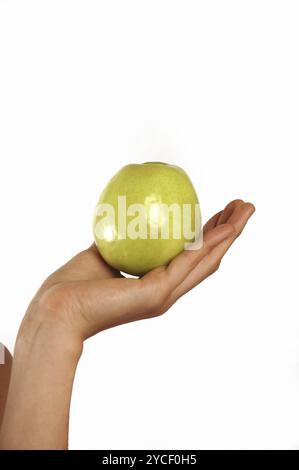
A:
[93,162,201,276]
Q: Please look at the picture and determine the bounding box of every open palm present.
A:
[26,199,255,341]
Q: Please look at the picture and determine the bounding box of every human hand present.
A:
[20,199,255,347]
[1,199,254,449]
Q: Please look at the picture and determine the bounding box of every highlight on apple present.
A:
[93,195,202,248]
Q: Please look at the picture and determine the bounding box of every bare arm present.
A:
[0,200,255,449]
[0,325,81,449]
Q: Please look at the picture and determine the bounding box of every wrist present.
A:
[16,302,83,364]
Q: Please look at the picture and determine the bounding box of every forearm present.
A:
[0,316,82,450]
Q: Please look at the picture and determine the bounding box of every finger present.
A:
[216,199,244,225]
[203,210,223,233]
[207,202,255,260]
[203,199,244,234]
[170,202,255,300]
[162,223,235,289]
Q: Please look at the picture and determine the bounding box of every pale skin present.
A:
[0,199,255,449]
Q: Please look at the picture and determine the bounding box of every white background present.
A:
[0,1,298,450]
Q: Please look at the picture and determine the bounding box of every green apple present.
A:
[93,162,201,276]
